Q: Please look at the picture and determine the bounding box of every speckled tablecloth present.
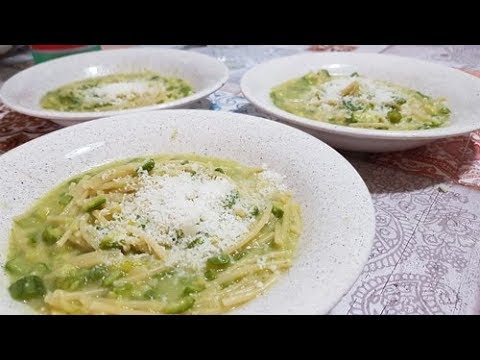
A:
[1,45,480,315]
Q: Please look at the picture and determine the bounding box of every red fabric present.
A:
[370,68,480,190]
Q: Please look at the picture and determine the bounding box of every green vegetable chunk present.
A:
[207,254,231,267]
[143,289,156,300]
[102,269,123,286]
[9,275,46,300]
[416,91,430,99]
[183,286,200,296]
[272,206,284,219]
[42,225,63,245]
[5,258,31,276]
[87,265,108,282]
[320,69,331,77]
[387,110,402,124]
[141,159,155,173]
[204,269,217,281]
[182,281,205,296]
[187,238,204,249]
[84,196,106,212]
[343,100,363,112]
[163,296,195,314]
[59,193,73,206]
[99,237,123,250]
[345,114,358,124]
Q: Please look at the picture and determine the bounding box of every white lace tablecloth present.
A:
[1,45,480,315]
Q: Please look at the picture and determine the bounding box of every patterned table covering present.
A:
[1,45,480,315]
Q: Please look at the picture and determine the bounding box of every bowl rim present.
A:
[0,48,229,121]
[240,51,480,140]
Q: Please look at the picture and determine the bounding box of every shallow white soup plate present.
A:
[241,52,480,152]
[0,48,228,126]
[0,110,375,314]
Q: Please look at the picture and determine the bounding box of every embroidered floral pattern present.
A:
[348,273,458,315]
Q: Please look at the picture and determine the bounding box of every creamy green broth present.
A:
[40,71,193,112]
[5,154,302,314]
[270,70,450,130]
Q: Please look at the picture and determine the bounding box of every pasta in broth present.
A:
[6,154,302,314]
[40,71,193,112]
[270,70,450,130]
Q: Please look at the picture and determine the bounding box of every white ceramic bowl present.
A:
[0,48,228,126]
[0,110,375,315]
[241,52,480,152]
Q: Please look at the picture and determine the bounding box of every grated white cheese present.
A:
[320,77,396,104]
[93,163,287,270]
[82,80,165,106]
[258,165,287,197]
[321,77,355,102]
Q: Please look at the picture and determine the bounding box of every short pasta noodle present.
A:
[5,154,302,314]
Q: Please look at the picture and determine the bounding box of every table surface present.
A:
[1,45,480,315]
